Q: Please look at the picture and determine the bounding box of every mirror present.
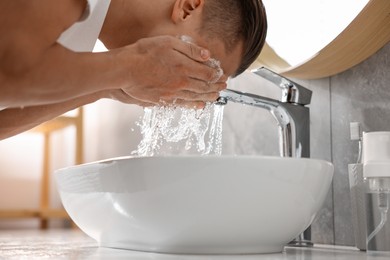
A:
[264,0,369,66]
[253,0,390,79]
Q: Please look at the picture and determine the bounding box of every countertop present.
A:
[0,229,389,259]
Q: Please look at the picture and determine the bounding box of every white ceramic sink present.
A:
[55,156,333,254]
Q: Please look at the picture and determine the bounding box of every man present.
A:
[0,0,267,139]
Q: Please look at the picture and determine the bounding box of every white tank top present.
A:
[57,0,111,52]
[0,0,111,111]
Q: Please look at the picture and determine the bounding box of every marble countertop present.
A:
[0,229,389,259]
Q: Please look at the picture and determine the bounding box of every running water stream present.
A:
[132,103,224,156]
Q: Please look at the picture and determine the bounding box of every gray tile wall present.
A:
[297,42,389,246]
[329,42,390,246]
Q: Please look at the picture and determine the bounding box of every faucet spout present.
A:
[217,67,312,158]
[252,67,312,105]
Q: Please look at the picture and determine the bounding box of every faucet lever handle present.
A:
[251,67,312,106]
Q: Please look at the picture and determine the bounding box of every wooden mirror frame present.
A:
[252,0,390,79]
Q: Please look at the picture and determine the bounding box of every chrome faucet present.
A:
[217,67,313,247]
[216,67,312,158]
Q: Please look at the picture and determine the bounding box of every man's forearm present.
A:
[0,91,104,140]
[0,44,122,108]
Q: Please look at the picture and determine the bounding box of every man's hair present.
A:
[200,0,267,77]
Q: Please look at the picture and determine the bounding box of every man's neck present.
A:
[99,0,172,49]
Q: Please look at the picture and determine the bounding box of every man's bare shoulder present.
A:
[0,0,87,75]
[0,0,87,46]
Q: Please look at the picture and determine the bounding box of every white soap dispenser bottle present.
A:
[362,131,390,251]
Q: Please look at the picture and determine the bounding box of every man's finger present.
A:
[172,37,210,62]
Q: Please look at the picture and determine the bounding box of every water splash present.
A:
[133,35,225,156]
[133,103,224,156]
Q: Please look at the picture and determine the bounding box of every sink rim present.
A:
[55,155,334,174]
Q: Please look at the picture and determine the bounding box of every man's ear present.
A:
[171,0,204,23]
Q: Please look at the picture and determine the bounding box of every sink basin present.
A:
[55,156,333,254]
